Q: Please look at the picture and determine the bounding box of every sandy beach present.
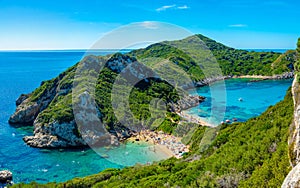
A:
[177,111,214,127]
[128,130,190,159]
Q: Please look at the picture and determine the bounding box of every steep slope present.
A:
[282,38,300,188]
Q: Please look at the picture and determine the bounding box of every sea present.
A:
[0,49,293,184]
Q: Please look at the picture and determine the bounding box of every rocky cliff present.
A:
[282,38,300,188]
[281,75,300,188]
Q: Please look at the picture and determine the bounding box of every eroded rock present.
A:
[0,170,12,184]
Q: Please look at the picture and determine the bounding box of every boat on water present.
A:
[101,154,109,158]
[238,98,243,102]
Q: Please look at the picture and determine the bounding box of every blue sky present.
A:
[0,0,299,50]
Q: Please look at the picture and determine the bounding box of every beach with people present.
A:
[128,130,190,159]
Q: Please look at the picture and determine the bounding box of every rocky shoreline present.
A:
[233,71,294,80]
[0,170,13,186]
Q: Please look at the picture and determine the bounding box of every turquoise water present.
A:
[187,78,293,124]
[245,49,290,53]
[0,51,293,184]
[0,51,167,184]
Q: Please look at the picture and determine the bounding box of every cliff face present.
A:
[282,38,300,188]
[289,77,300,165]
[282,75,300,188]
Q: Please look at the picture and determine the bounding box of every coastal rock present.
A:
[9,78,59,125]
[170,95,206,112]
[194,75,232,87]
[24,120,86,148]
[0,170,12,184]
[16,94,29,106]
[282,162,300,188]
[8,99,40,125]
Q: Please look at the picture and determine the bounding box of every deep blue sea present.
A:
[0,50,293,184]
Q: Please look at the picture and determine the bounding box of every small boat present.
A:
[238,98,243,102]
[221,121,224,124]
[225,119,231,123]
[233,118,238,122]
[101,154,109,158]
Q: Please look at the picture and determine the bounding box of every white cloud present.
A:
[177,5,189,9]
[156,4,176,12]
[139,21,159,29]
[228,24,248,28]
[155,5,190,12]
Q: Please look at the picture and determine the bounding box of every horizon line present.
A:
[0,48,293,52]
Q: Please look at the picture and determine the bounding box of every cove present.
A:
[186,78,293,125]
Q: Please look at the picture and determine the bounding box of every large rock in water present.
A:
[23,120,87,148]
[9,77,58,125]
[0,170,13,184]
[8,99,40,125]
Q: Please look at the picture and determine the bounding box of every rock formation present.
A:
[0,170,13,185]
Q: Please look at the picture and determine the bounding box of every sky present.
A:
[0,0,299,50]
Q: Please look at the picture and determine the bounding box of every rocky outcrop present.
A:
[0,170,13,185]
[282,76,300,188]
[23,120,86,148]
[289,77,300,165]
[8,99,40,125]
[16,94,29,106]
[194,75,232,87]
[170,95,205,112]
[282,162,300,188]
[9,78,60,125]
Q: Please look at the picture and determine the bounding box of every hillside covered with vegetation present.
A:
[131,34,295,78]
